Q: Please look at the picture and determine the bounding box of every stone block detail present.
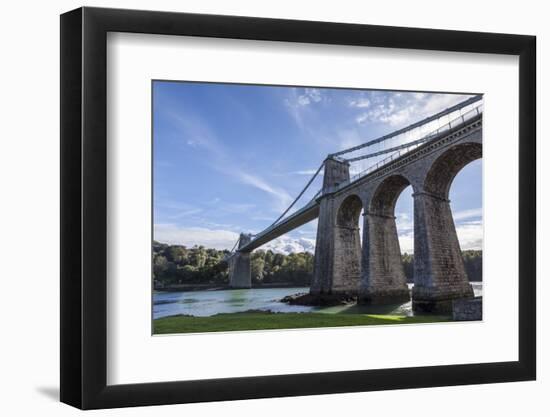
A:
[360,212,410,304]
[412,192,473,312]
[452,297,482,321]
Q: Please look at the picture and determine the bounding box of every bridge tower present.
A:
[228,233,252,289]
[311,156,360,297]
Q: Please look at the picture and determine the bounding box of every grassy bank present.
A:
[153,311,450,334]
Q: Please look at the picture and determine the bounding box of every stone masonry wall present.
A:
[412,192,473,312]
[361,212,409,303]
[310,120,482,309]
[452,297,482,321]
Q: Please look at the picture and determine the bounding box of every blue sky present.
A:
[153,81,482,254]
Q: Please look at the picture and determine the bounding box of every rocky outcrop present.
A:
[280,292,357,306]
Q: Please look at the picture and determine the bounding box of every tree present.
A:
[189,246,207,268]
[251,251,266,283]
[462,250,482,281]
[153,255,169,279]
[165,245,188,264]
[402,253,414,282]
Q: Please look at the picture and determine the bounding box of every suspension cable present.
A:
[345,133,435,163]
[266,162,324,229]
[229,236,240,253]
[329,95,482,158]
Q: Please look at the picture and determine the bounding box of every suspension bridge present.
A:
[226,95,483,312]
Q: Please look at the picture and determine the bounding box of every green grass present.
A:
[153,311,451,334]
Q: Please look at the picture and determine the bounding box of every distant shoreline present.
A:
[154,279,482,292]
[155,281,481,293]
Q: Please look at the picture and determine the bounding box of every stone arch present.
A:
[369,174,412,217]
[424,142,482,199]
[336,194,363,230]
[360,175,411,304]
[331,194,363,294]
[412,142,481,312]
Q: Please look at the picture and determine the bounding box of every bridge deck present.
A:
[239,200,320,252]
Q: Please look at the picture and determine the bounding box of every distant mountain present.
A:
[262,236,316,255]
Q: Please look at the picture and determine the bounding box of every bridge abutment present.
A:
[228,233,252,289]
[412,192,473,312]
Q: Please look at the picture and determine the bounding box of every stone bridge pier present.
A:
[411,142,481,312]
[228,233,252,288]
[361,175,410,304]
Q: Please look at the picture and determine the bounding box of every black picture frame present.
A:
[60,6,536,410]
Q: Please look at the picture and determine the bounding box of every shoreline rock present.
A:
[280,292,357,306]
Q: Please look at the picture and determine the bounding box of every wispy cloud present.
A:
[396,213,414,234]
[398,234,415,254]
[219,202,256,214]
[167,109,293,211]
[236,172,292,210]
[397,212,414,253]
[154,224,239,250]
[296,88,323,106]
[154,199,203,221]
[453,208,482,222]
[455,220,483,250]
[290,168,324,176]
[354,92,473,128]
[397,218,482,253]
[348,97,371,108]
[284,88,326,132]
[168,208,203,219]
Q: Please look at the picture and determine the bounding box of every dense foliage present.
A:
[250,250,314,285]
[461,250,483,281]
[153,241,314,287]
[153,241,482,288]
[153,241,229,286]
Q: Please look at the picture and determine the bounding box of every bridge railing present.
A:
[343,103,483,188]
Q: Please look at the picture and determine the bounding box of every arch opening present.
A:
[369,175,411,218]
[448,159,483,284]
[424,142,482,199]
